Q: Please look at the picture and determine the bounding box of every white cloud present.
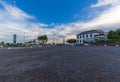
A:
[91,0,120,8]
[0,1,34,21]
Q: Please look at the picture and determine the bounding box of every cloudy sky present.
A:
[0,0,120,43]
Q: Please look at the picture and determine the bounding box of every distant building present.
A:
[13,34,17,44]
[76,29,108,44]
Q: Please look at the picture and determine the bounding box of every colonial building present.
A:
[76,29,108,44]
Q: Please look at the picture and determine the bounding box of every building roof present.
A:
[77,29,104,36]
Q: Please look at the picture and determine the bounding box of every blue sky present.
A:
[0,0,120,43]
[5,0,97,24]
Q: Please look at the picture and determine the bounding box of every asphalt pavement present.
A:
[0,46,120,82]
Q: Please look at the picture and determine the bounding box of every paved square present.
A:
[0,46,120,82]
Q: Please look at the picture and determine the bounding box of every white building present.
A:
[76,29,108,44]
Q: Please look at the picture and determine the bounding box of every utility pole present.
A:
[34,32,37,45]
[35,32,37,39]
[104,32,107,45]
[104,29,107,45]
[54,34,56,45]
[24,32,25,44]
[63,37,65,45]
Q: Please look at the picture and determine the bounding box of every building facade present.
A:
[76,29,108,44]
[13,34,17,44]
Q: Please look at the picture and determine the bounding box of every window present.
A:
[80,35,81,38]
[86,34,88,38]
[90,34,92,37]
[83,35,84,38]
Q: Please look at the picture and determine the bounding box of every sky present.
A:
[4,0,97,24]
[0,0,120,43]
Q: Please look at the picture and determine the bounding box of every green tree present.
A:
[107,29,120,44]
[37,35,48,45]
[67,39,76,44]
[108,30,120,40]
[6,43,11,47]
[116,28,120,36]
[0,41,5,45]
[0,41,5,47]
